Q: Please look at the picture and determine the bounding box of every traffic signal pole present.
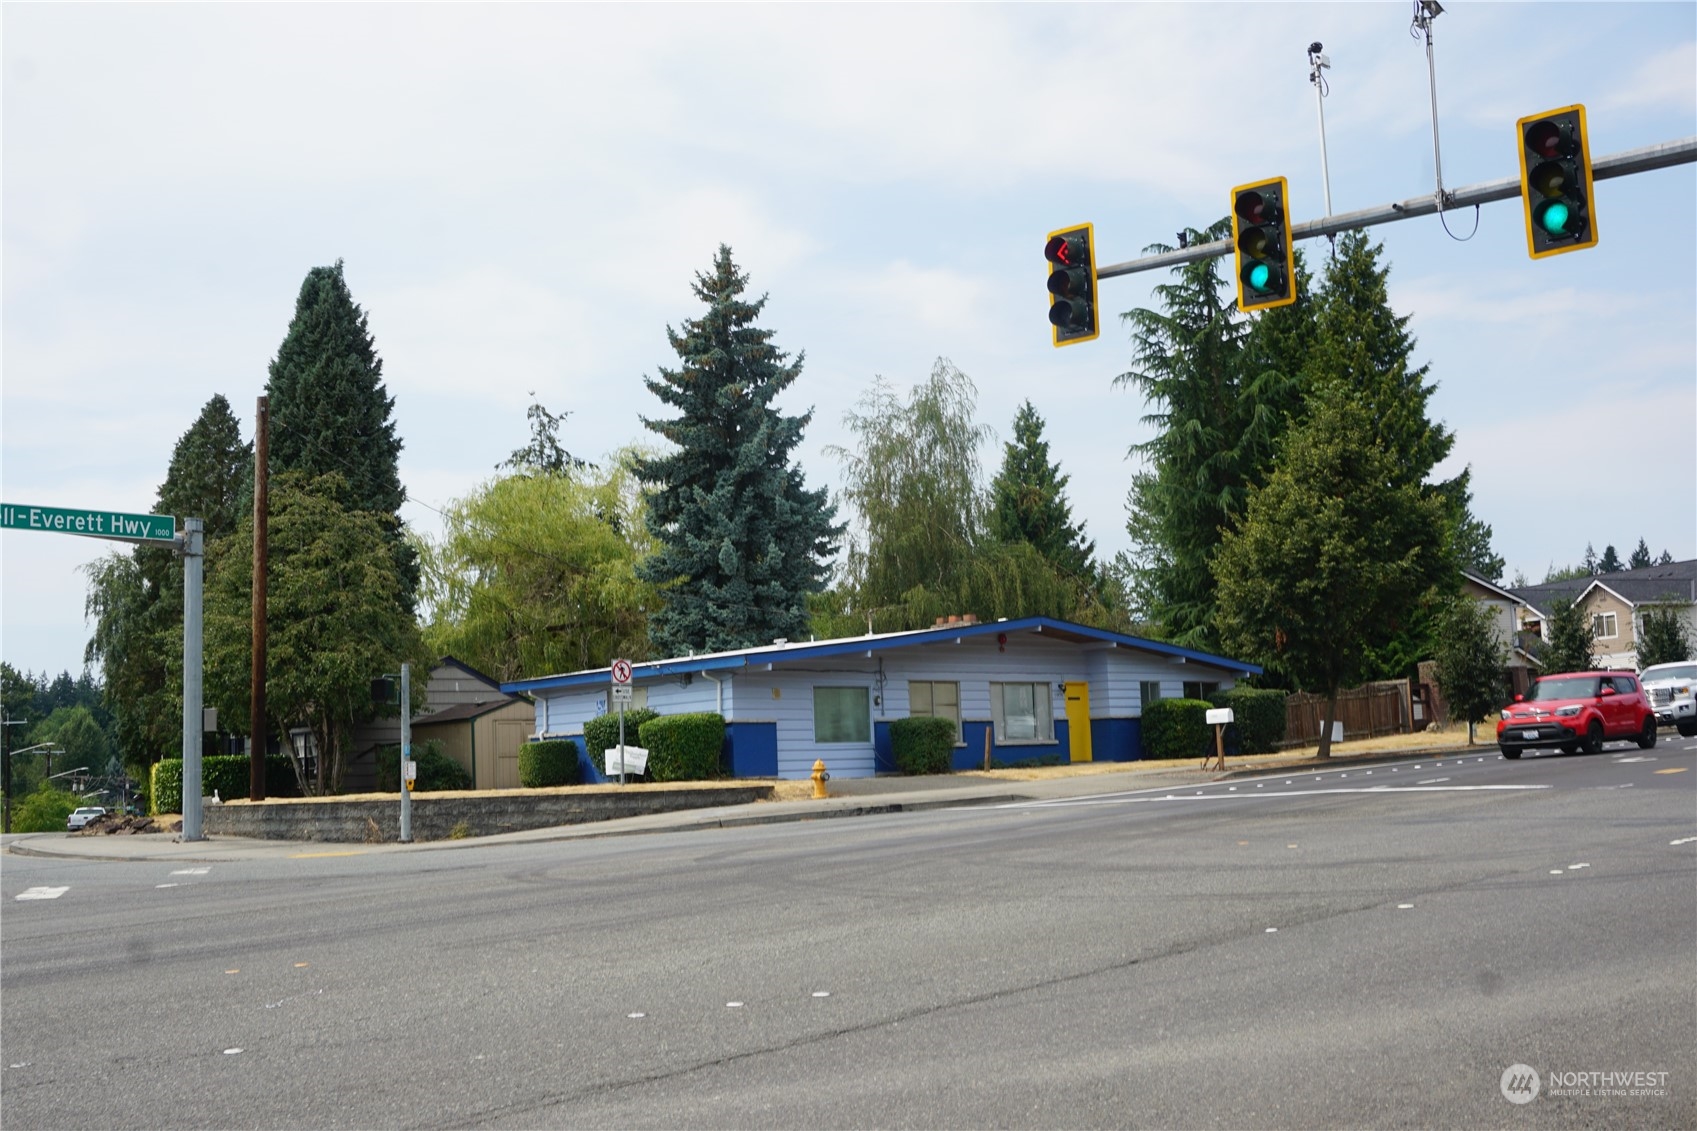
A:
[1097,136,1696,281]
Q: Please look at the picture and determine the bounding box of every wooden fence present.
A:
[1283,679,1412,745]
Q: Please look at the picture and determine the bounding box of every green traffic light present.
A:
[1540,201,1571,235]
[1247,263,1270,291]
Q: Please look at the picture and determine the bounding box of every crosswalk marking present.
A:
[15,886,69,900]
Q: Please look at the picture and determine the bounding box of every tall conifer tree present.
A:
[989,401,1094,581]
[265,261,415,607]
[635,246,840,655]
[85,395,251,770]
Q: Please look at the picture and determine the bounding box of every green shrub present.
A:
[637,712,725,781]
[1210,687,1287,754]
[583,708,659,766]
[375,741,472,792]
[150,759,184,815]
[519,740,583,788]
[151,756,295,812]
[1141,698,1213,760]
[889,716,956,775]
[13,787,82,832]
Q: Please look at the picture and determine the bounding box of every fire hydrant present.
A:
[811,759,830,799]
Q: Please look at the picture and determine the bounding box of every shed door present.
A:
[493,720,528,789]
[1064,682,1092,762]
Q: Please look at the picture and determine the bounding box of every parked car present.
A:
[1496,671,1656,758]
[66,806,108,831]
[1639,661,1697,736]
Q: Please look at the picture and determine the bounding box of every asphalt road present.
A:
[4,740,1694,1129]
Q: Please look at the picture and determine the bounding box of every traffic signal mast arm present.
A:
[1097,136,1696,280]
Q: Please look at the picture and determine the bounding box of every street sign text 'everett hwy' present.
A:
[1,502,176,544]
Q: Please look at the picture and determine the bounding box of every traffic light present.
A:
[1230,177,1296,313]
[1045,223,1099,347]
[1517,104,1598,259]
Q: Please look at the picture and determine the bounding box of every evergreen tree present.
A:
[1303,231,1461,677]
[1541,597,1596,674]
[989,401,1095,581]
[1580,542,1599,574]
[1213,388,1450,757]
[1432,595,1507,744]
[205,472,424,794]
[84,395,251,773]
[266,261,415,608]
[1597,544,1623,573]
[634,245,840,655]
[1629,538,1654,570]
[1637,605,1691,668]
[1117,223,1313,651]
[1443,472,1505,582]
[1656,549,1675,566]
[501,398,589,475]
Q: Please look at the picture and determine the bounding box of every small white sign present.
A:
[402,760,417,783]
[610,658,633,686]
[604,745,648,776]
[1205,707,1235,726]
[611,685,633,702]
[1331,720,1345,743]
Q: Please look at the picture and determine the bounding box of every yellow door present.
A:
[1064,681,1092,762]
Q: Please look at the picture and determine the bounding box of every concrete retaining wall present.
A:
[201,784,775,843]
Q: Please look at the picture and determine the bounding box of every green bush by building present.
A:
[1141,698,1213,760]
[890,716,956,775]
[518,740,583,788]
[638,713,725,781]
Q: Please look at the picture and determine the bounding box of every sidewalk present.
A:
[3,740,1487,864]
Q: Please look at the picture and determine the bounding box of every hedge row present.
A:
[1140,698,1214,760]
[583,708,659,767]
[1209,687,1287,754]
[890,716,956,775]
[150,754,297,814]
[638,713,725,781]
[519,740,583,788]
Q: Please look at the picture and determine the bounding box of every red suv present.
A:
[1497,671,1657,758]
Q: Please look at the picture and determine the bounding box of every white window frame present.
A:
[1591,611,1618,639]
[813,686,871,745]
[990,681,1055,744]
[908,680,963,744]
[1139,681,1163,712]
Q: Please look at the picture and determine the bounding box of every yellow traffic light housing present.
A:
[1231,177,1296,313]
[1517,104,1598,259]
[1045,223,1099,347]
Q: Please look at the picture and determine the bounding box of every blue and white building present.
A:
[501,616,1262,780]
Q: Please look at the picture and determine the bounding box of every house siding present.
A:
[527,630,1240,779]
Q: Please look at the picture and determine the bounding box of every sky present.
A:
[3,3,1694,682]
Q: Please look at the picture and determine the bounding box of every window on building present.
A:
[813,686,871,744]
[991,682,1053,743]
[1183,681,1221,701]
[1591,612,1618,639]
[909,681,961,741]
[1139,681,1163,711]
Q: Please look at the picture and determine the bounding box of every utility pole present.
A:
[250,396,269,801]
[180,517,206,841]
[399,662,413,843]
[1,713,28,834]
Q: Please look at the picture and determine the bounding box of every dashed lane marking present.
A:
[15,886,68,900]
[1654,767,1688,775]
[1671,836,1697,846]
[170,867,210,875]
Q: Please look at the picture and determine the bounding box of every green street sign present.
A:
[1,502,176,544]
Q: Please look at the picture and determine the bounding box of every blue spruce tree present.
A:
[635,246,840,655]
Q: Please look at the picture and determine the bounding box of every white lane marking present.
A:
[170,868,210,876]
[726,1001,744,1008]
[1550,869,1564,874]
[812,991,831,998]
[1003,785,1551,810]
[1568,862,1590,870]
[1417,778,1451,784]
[1265,927,1278,933]
[1671,836,1697,846]
[15,886,69,900]
[1397,903,1414,909]
[1615,756,1655,763]
[155,883,180,889]
[627,1012,646,1019]
[223,1048,242,1055]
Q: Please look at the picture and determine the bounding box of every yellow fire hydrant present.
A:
[811,759,830,799]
